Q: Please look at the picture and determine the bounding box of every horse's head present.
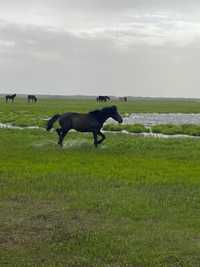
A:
[107,106,123,123]
[90,106,123,124]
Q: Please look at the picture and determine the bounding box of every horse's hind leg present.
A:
[56,128,63,145]
[97,132,106,144]
[56,128,66,145]
[58,129,68,147]
[56,128,62,137]
[93,132,98,147]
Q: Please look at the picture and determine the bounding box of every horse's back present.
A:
[60,112,88,122]
[72,113,99,132]
[59,112,99,132]
[61,112,78,118]
[59,112,78,128]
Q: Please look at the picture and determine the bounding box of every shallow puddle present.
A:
[0,123,41,130]
[63,139,92,149]
[122,113,200,125]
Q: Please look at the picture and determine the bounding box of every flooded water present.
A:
[0,123,41,130]
[104,130,200,139]
[122,113,200,126]
[1,113,200,139]
[0,123,23,129]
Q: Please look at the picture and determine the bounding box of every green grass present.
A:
[103,123,150,133]
[104,123,200,137]
[1,128,200,266]
[152,124,200,136]
[1,97,200,266]
[151,124,183,135]
[1,96,200,127]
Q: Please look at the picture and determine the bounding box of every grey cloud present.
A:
[0,20,200,97]
[1,0,200,16]
[35,0,200,12]
[0,1,200,97]
[0,21,123,95]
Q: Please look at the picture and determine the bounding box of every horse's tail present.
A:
[46,114,60,131]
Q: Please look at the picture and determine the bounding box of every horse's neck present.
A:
[99,112,110,124]
[90,110,110,124]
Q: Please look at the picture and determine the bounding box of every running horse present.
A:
[27,95,37,103]
[5,94,16,103]
[46,106,123,147]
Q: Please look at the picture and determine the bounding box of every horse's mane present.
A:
[89,106,117,120]
[89,109,101,116]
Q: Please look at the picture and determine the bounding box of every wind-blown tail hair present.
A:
[46,114,60,131]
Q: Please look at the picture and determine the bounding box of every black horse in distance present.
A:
[5,94,16,103]
[27,95,37,103]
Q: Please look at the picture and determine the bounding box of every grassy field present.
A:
[104,123,200,136]
[1,96,200,127]
[1,97,200,266]
[104,123,150,133]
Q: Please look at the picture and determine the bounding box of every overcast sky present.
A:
[0,0,200,97]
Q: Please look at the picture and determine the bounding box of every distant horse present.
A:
[119,97,128,102]
[28,95,37,103]
[47,105,123,147]
[5,94,16,103]
[96,96,110,102]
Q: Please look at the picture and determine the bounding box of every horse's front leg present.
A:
[97,131,106,144]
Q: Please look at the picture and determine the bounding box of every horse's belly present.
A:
[76,128,93,132]
[73,125,95,132]
[73,119,98,132]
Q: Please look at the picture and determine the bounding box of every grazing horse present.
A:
[96,95,110,102]
[5,94,16,103]
[119,97,128,102]
[28,95,37,103]
[46,106,123,147]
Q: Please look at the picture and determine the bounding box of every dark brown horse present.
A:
[5,94,16,103]
[119,97,128,102]
[28,95,37,103]
[47,106,123,147]
[96,96,110,102]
